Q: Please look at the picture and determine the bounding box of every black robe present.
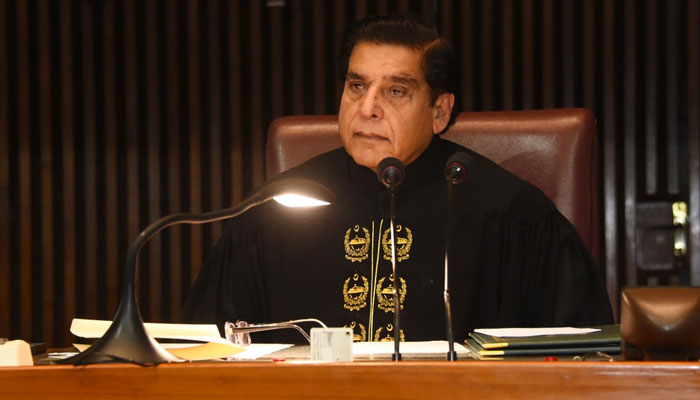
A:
[183,137,613,342]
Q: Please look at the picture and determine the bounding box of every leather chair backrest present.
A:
[266,108,599,262]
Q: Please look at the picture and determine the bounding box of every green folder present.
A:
[466,338,620,359]
[468,325,620,351]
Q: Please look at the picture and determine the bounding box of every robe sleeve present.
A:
[496,195,613,327]
[181,208,270,333]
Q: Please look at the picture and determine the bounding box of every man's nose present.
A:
[359,89,383,119]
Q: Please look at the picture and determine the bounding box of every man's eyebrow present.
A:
[345,71,419,87]
[388,75,419,87]
[345,72,366,81]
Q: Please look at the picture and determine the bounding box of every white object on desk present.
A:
[310,328,353,362]
[0,340,34,367]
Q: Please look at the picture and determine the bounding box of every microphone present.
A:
[443,152,473,361]
[376,157,405,361]
[444,153,470,184]
[377,157,405,188]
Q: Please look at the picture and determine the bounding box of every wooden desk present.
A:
[1,361,700,399]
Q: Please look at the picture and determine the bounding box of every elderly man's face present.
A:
[338,42,454,171]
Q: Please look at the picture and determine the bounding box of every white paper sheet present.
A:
[227,343,294,360]
[70,318,227,343]
[473,327,600,338]
[70,318,245,361]
[352,340,470,355]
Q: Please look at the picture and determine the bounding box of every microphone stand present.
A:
[377,157,404,362]
[443,179,457,361]
[443,152,472,361]
[388,181,402,361]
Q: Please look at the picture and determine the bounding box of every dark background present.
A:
[1,0,699,346]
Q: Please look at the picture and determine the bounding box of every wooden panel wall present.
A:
[1,0,699,346]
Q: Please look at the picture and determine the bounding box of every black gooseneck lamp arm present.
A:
[63,178,334,366]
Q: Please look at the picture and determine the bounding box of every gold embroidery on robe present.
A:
[344,225,371,262]
[374,324,405,342]
[376,274,407,312]
[343,273,369,311]
[346,321,367,342]
[381,225,413,262]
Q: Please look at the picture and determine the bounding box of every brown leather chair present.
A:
[266,108,599,262]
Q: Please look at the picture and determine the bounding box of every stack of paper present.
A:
[70,318,246,361]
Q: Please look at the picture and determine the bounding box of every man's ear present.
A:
[432,93,455,134]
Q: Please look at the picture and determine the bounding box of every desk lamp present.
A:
[63,178,334,365]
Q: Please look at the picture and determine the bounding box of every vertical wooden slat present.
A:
[187,0,203,284]
[561,0,575,106]
[501,0,514,110]
[541,0,555,108]
[16,0,33,340]
[270,4,284,119]
[146,0,162,321]
[376,0,388,15]
[102,0,119,316]
[38,0,54,344]
[581,0,595,111]
[421,0,432,21]
[623,0,638,288]
[355,0,367,19]
[60,0,76,336]
[249,0,264,187]
[688,0,700,285]
[334,0,346,103]
[440,0,453,43]
[81,0,98,319]
[164,0,183,319]
[206,0,223,246]
[228,0,244,205]
[460,0,474,112]
[521,0,535,109]
[313,0,326,114]
[665,0,679,195]
[644,0,658,195]
[291,1,304,114]
[0,0,10,338]
[480,0,494,110]
[123,0,140,269]
[603,0,619,316]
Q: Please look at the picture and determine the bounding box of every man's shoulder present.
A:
[279,147,348,179]
[443,139,556,218]
[275,147,347,183]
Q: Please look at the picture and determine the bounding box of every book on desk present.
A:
[465,325,621,360]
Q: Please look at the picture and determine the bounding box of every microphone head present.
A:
[444,152,474,184]
[377,157,405,188]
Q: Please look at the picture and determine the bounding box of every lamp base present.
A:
[60,295,181,366]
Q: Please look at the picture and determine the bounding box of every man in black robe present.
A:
[183,15,613,343]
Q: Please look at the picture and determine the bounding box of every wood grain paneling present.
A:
[622,0,638,288]
[37,0,53,345]
[15,0,33,341]
[58,0,75,347]
[0,0,10,338]
[688,0,700,285]
[1,0,698,345]
[602,0,620,316]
